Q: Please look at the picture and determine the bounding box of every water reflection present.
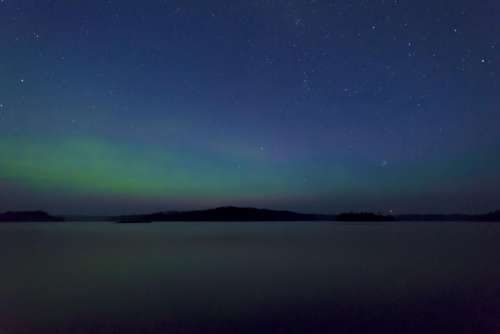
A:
[1,222,500,333]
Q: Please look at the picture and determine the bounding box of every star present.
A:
[19,79,24,84]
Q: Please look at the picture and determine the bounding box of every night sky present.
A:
[1,1,499,215]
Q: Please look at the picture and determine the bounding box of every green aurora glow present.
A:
[1,135,498,214]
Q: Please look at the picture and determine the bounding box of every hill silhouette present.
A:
[397,210,500,222]
[115,206,329,223]
[1,207,499,223]
[0,211,64,222]
[112,207,500,223]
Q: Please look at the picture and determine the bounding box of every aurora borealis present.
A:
[1,1,499,214]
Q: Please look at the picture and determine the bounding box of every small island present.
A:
[0,211,64,223]
[114,217,152,224]
[114,206,328,222]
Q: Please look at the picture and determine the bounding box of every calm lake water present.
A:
[1,221,500,334]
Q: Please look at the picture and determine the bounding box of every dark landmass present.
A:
[2,208,500,223]
[0,211,64,222]
[64,215,111,222]
[115,217,152,224]
[115,206,328,222]
[396,210,500,222]
[113,207,500,223]
[336,212,397,222]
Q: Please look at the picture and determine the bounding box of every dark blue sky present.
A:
[0,0,499,214]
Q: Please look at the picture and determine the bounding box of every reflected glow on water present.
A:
[1,221,500,333]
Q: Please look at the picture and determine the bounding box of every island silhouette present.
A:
[1,207,499,223]
[0,210,64,222]
[110,207,500,223]
[114,206,327,223]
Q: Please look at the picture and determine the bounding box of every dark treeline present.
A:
[1,208,499,223]
[0,211,64,222]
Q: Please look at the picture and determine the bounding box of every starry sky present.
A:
[0,0,499,215]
